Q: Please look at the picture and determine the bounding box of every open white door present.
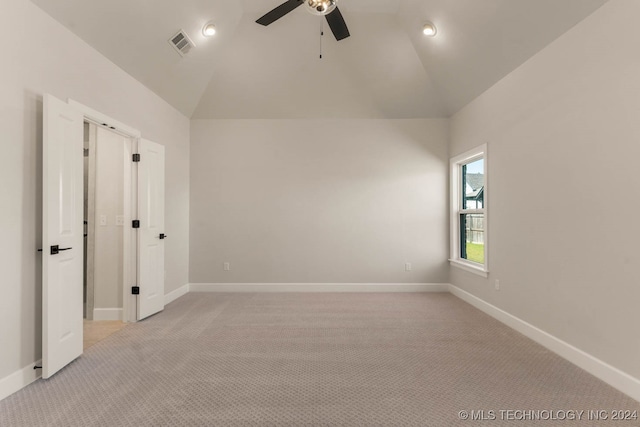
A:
[42,94,84,378]
[137,138,165,320]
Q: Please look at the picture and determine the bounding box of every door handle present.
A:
[50,245,72,255]
[159,233,167,240]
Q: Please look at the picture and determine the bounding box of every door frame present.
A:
[84,122,97,320]
[69,100,141,323]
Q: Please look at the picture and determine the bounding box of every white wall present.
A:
[93,127,126,311]
[0,0,189,384]
[449,0,640,381]
[190,119,449,284]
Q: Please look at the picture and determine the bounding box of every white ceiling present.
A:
[31,0,607,118]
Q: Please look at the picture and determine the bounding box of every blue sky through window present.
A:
[465,158,484,174]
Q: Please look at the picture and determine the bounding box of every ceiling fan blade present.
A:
[256,0,304,26]
[325,7,350,41]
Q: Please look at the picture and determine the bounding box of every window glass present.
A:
[460,213,484,264]
[462,159,484,209]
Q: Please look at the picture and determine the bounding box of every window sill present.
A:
[449,259,488,278]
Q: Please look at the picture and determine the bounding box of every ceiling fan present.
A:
[256,0,350,41]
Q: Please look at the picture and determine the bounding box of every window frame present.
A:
[449,144,488,277]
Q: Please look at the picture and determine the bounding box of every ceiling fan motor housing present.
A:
[305,0,337,16]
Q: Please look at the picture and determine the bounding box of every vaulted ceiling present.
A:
[31,0,607,119]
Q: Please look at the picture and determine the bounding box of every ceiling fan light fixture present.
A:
[304,0,337,16]
[202,22,216,37]
[422,22,437,37]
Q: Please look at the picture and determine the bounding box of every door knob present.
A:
[50,245,72,255]
[159,233,167,240]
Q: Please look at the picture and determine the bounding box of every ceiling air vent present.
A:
[169,30,195,57]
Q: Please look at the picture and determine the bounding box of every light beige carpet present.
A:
[1,292,638,426]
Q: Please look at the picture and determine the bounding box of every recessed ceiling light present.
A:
[422,22,437,37]
[202,22,216,37]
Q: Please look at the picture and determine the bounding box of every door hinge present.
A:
[132,153,141,162]
[131,286,140,295]
[132,220,140,228]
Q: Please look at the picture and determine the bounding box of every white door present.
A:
[137,138,165,319]
[42,94,84,378]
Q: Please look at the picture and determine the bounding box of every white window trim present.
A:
[449,144,488,278]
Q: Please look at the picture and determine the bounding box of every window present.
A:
[450,144,488,277]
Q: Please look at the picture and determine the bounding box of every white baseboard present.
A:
[92,308,123,321]
[0,360,41,401]
[448,284,640,403]
[165,283,190,305]
[189,283,450,293]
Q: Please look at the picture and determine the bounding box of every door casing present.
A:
[84,123,135,321]
[69,100,141,323]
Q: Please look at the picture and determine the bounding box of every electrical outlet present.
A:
[495,279,500,291]
[405,262,412,272]
[99,215,107,226]
[116,215,125,226]
[223,262,230,271]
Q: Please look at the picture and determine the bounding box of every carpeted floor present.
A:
[0,292,638,426]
